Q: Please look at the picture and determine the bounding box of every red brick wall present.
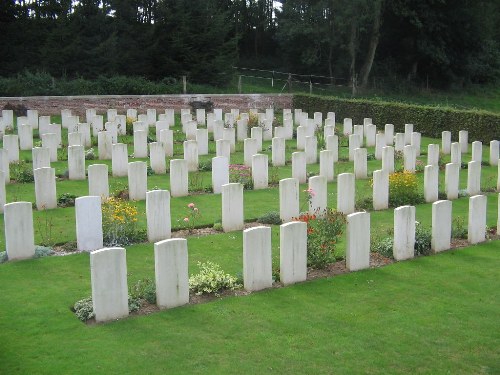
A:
[0,94,293,116]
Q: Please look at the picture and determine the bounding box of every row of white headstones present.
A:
[1,108,499,322]
[0,107,499,213]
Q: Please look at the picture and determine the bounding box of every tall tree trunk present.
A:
[359,0,382,88]
[349,22,357,88]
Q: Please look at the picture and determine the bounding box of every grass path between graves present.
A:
[0,241,498,374]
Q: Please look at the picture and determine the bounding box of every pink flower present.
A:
[188,203,195,208]
[304,188,315,196]
[183,217,189,222]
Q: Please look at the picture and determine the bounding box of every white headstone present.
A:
[159,129,174,157]
[251,127,263,152]
[427,144,440,167]
[308,175,327,216]
[375,133,385,160]
[445,162,460,200]
[88,164,109,199]
[32,147,50,171]
[18,124,33,150]
[490,140,499,166]
[149,142,167,174]
[243,226,272,291]
[404,124,413,145]
[4,202,35,260]
[348,134,361,161]
[354,148,368,179]
[467,160,481,196]
[183,140,199,172]
[272,137,286,167]
[154,238,189,309]
[68,132,82,147]
[196,128,209,156]
[394,133,405,152]
[442,131,451,154]
[292,152,307,184]
[343,118,353,135]
[244,138,258,167]
[319,150,335,182]
[112,143,128,177]
[424,164,439,203]
[91,247,129,322]
[252,154,268,190]
[212,156,229,194]
[431,200,452,252]
[468,195,487,244]
[98,131,112,160]
[280,221,307,285]
[403,145,416,173]
[128,161,147,200]
[382,146,395,173]
[3,135,19,162]
[146,190,171,242]
[365,124,376,147]
[459,130,468,153]
[346,212,370,271]
[451,142,461,165]
[471,141,482,162]
[411,132,421,156]
[222,183,244,232]
[384,124,394,145]
[223,127,236,153]
[0,149,9,183]
[337,173,355,215]
[372,169,389,210]
[68,145,85,180]
[393,205,415,261]
[170,159,189,197]
[75,196,103,251]
[133,130,148,158]
[34,167,57,210]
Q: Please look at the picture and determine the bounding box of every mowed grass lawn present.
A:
[0,115,499,373]
[0,241,498,374]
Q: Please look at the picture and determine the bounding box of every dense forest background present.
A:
[0,0,499,89]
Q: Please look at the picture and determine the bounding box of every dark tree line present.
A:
[0,0,498,88]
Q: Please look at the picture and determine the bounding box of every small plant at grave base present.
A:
[102,197,145,246]
[0,251,9,264]
[367,153,376,161]
[10,160,34,183]
[146,165,154,176]
[182,203,201,232]
[212,222,223,232]
[57,147,68,161]
[85,148,96,160]
[73,295,142,322]
[414,223,432,256]
[126,116,134,135]
[294,208,346,269]
[237,112,259,128]
[130,278,156,304]
[35,208,54,247]
[189,261,242,296]
[272,256,280,283]
[388,171,423,207]
[371,236,394,258]
[57,193,77,207]
[111,182,129,200]
[257,211,282,225]
[316,132,326,150]
[229,164,253,190]
[268,166,280,186]
[188,171,205,192]
[34,246,55,258]
[451,217,468,239]
[198,160,212,172]
[415,159,425,172]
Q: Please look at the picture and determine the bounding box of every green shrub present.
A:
[389,171,424,207]
[0,251,8,264]
[10,161,34,183]
[452,217,468,239]
[85,148,96,160]
[293,94,500,143]
[130,278,156,304]
[371,237,394,258]
[189,261,242,296]
[34,246,54,258]
[414,224,432,256]
[74,297,95,322]
[257,211,282,225]
[294,208,346,269]
[57,193,77,207]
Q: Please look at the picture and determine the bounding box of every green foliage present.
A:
[34,246,55,258]
[294,208,346,269]
[389,171,424,207]
[57,193,77,208]
[10,161,34,183]
[130,278,156,305]
[0,251,8,264]
[293,94,500,143]
[414,224,432,256]
[229,164,253,190]
[73,297,95,322]
[452,217,468,239]
[85,148,96,160]
[371,237,394,258]
[189,261,242,296]
[102,197,146,246]
[257,211,282,225]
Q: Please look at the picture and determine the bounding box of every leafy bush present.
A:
[10,161,34,183]
[294,208,346,269]
[414,224,432,256]
[389,171,423,207]
[102,197,146,246]
[257,211,282,225]
[85,148,96,160]
[0,251,8,264]
[73,295,143,322]
[34,246,54,258]
[189,261,242,296]
[293,94,500,143]
[229,164,253,190]
[57,193,77,207]
[130,278,156,304]
[198,160,212,172]
[371,237,394,258]
[451,217,468,239]
[74,297,95,322]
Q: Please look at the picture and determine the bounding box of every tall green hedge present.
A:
[293,94,500,143]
